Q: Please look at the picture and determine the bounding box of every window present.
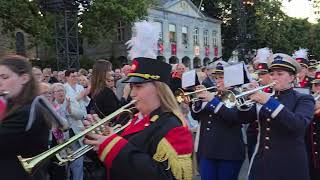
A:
[204,30,209,47]
[154,21,163,41]
[182,26,188,47]
[193,28,199,46]
[169,24,176,43]
[212,30,217,47]
[117,21,125,41]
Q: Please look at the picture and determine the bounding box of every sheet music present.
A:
[224,63,244,87]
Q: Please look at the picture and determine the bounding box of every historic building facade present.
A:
[84,0,222,68]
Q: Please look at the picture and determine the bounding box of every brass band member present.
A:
[196,53,315,180]
[306,71,320,180]
[83,21,193,180]
[191,60,245,180]
[295,48,312,88]
[0,55,50,180]
[247,48,273,159]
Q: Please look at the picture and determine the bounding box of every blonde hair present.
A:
[153,81,185,122]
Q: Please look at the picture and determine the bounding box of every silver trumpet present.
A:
[221,82,276,108]
[0,91,9,97]
[313,92,320,101]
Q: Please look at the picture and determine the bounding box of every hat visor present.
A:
[122,76,152,84]
[257,70,269,75]
[212,70,224,74]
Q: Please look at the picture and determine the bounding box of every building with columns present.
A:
[84,0,222,68]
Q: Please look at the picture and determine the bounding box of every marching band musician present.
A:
[0,55,50,180]
[191,60,245,180]
[83,21,193,180]
[295,48,312,88]
[247,48,273,159]
[197,53,315,180]
[306,72,320,180]
[308,58,318,80]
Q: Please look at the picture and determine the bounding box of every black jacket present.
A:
[305,113,320,179]
[0,104,50,180]
[191,100,245,161]
[90,87,120,118]
[215,88,314,180]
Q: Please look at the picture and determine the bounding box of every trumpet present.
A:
[17,100,137,174]
[0,91,9,97]
[175,86,217,103]
[55,107,136,166]
[313,92,320,101]
[221,82,276,108]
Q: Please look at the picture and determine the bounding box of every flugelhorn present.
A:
[221,82,276,108]
[175,86,217,103]
[17,100,137,174]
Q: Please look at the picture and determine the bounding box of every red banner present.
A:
[205,47,210,57]
[158,42,164,55]
[171,43,177,56]
[214,47,218,57]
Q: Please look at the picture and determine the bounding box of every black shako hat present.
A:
[123,57,172,85]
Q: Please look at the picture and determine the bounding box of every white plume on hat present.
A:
[254,47,272,64]
[294,48,308,60]
[126,20,160,60]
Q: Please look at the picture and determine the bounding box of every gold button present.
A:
[314,142,317,145]
[267,118,271,122]
[275,97,278,99]
[206,128,210,131]
[313,122,316,125]
[209,114,212,117]
[265,137,270,140]
[313,132,317,135]
[266,128,271,131]
[315,152,318,154]
[208,121,212,124]
[265,146,270,150]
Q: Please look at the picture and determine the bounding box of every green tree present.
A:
[0,0,152,46]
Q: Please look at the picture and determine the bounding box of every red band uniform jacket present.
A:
[97,108,193,180]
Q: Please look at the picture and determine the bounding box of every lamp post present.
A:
[236,0,254,63]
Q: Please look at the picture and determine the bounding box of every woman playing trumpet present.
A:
[197,53,315,180]
[83,21,193,180]
[191,60,245,180]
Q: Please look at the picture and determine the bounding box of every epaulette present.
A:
[153,126,193,180]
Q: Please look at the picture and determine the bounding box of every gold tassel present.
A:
[153,138,192,180]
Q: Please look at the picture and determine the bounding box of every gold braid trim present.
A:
[153,138,192,180]
[127,73,160,80]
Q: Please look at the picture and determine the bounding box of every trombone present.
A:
[221,82,276,108]
[175,86,217,103]
[17,100,137,174]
